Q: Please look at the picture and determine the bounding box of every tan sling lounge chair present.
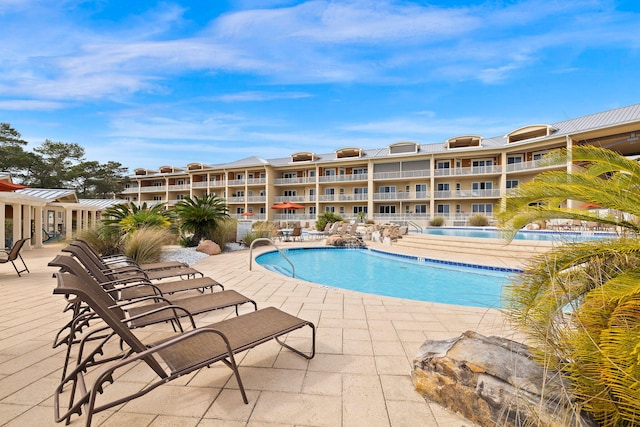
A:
[0,237,30,277]
[53,271,315,427]
[61,244,220,299]
[49,254,257,381]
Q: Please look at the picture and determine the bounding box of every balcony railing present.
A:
[227,196,245,203]
[274,195,312,203]
[121,187,139,193]
[140,186,166,193]
[247,178,266,185]
[318,173,368,183]
[168,184,190,191]
[506,158,565,172]
[247,196,266,203]
[227,179,245,186]
[191,181,209,188]
[274,177,316,185]
[372,192,412,201]
[372,170,429,180]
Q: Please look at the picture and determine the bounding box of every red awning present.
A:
[0,181,28,192]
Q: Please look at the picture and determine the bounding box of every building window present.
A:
[325,188,335,195]
[339,206,345,214]
[472,182,493,190]
[354,187,368,194]
[507,155,523,164]
[325,206,335,212]
[378,205,396,214]
[152,195,163,201]
[415,184,426,192]
[506,180,519,189]
[437,161,450,169]
[353,206,367,214]
[379,186,396,193]
[472,204,494,213]
[353,168,367,175]
[283,172,297,179]
[437,183,450,191]
[415,204,427,214]
[436,204,450,214]
[325,169,336,176]
[309,206,316,215]
[283,190,296,197]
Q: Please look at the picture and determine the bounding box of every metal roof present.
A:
[79,199,128,209]
[16,188,78,202]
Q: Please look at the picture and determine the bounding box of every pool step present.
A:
[390,233,555,268]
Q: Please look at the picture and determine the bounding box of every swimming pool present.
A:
[255,247,519,308]
[423,227,614,241]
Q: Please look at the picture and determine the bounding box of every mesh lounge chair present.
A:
[66,240,203,281]
[49,255,257,380]
[73,238,186,272]
[290,226,303,242]
[61,244,219,299]
[53,271,315,427]
[0,237,30,277]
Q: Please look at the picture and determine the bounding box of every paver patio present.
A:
[0,238,523,426]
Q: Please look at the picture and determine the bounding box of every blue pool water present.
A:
[423,227,613,241]
[256,247,518,308]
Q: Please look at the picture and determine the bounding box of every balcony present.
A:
[227,196,245,203]
[247,178,266,185]
[434,165,502,177]
[318,173,368,183]
[121,187,139,194]
[168,184,190,191]
[434,189,502,199]
[227,179,246,186]
[274,177,316,185]
[372,192,411,201]
[372,170,429,180]
[506,158,565,173]
[140,186,166,193]
[247,196,266,203]
[274,195,313,203]
[337,194,368,202]
[191,181,209,188]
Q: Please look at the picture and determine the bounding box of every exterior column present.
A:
[65,208,73,240]
[34,206,44,248]
[22,203,32,250]
[0,201,5,248]
[12,203,22,245]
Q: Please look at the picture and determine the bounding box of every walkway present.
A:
[0,239,522,426]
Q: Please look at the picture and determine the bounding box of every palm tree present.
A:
[174,194,229,247]
[101,202,173,233]
[497,146,640,426]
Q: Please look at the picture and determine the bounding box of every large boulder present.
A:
[411,331,596,427]
[196,240,221,255]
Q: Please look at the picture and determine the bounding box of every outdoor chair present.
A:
[62,242,204,281]
[290,226,303,242]
[61,244,223,300]
[49,254,257,380]
[0,237,30,277]
[73,237,186,272]
[52,271,315,427]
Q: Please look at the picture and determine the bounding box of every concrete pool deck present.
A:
[0,238,526,426]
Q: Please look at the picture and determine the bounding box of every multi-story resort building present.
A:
[122,104,640,226]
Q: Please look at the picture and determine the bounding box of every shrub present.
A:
[242,230,272,247]
[79,224,123,256]
[468,214,489,227]
[429,216,445,227]
[209,217,237,251]
[315,212,344,231]
[122,227,174,264]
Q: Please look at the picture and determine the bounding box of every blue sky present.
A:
[1,0,639,172]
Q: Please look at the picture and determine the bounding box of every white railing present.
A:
[140,186,166,193]
[318,173,368,183]
[506,158,565,172]
[121,187,138,193]
[168,184,190,191]
[247,178,266,185]
[372,170,429,180]
[227,179,246,186]
[227,196,245,203]
[372,192,411,200]
[191,181,209,188]
[337,194,368,201]
[274,177,316,185]
[247,196,266,203]
[274,195,310,203]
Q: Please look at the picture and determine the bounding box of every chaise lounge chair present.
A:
[52,271,315,427]
[66,240,203,281]
[73,238,186,272]
[49,254,257,380]
[61,244,219,299]
[0,237,30,277]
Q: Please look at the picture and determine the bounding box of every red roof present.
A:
[0,181,28,192]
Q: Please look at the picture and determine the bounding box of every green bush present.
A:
[242,230,272,247]
[315,212,344,231]
[122,227,174,264]
[209,217,237,251]
[468,214,489,226]
[429,216,445,227]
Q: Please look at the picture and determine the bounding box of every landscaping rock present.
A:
[411,331,597,427]
[196,240,221,255]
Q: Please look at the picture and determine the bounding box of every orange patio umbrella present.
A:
[270,201,305,210]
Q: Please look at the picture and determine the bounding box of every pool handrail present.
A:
[406,220,423,233]
[249,238,296,278]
